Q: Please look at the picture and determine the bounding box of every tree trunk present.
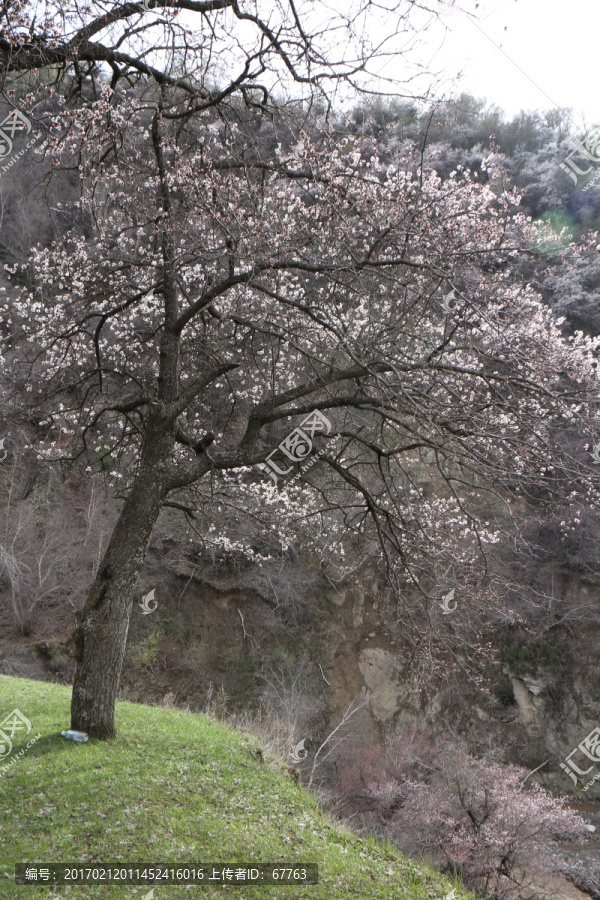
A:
[70,107,183,739]
[70,469,166,739]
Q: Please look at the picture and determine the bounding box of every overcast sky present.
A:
[355,0,597,130]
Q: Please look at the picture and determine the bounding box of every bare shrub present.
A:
[229,689,370,790]
[229,706,299,765]
[225,653,316,762]
[0,465,77,634]
[202,683,230,721]
[0,463,114,634]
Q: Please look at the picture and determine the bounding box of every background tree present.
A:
[330,732,588,900]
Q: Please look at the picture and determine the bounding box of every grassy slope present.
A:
[0,676,471,899]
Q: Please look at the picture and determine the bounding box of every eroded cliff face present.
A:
[319,572,600,798]
[3,541,600,801]
[110,555,600,801]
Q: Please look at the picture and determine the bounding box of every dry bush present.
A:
[0,461,115,635]
[224,653,315,762]
[228,706,299,764]
[202,683,230,721]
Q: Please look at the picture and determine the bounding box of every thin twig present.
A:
[319,662,331,686]
[518,760,548,791]
[307,697,370,790]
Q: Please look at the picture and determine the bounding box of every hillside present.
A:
[0,675,468,899]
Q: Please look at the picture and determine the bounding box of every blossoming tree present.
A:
[1,0,600,738]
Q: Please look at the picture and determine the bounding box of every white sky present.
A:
[140,0,598,132]
[383,0,599,128]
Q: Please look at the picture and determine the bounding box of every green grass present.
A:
[0,676,471,899]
